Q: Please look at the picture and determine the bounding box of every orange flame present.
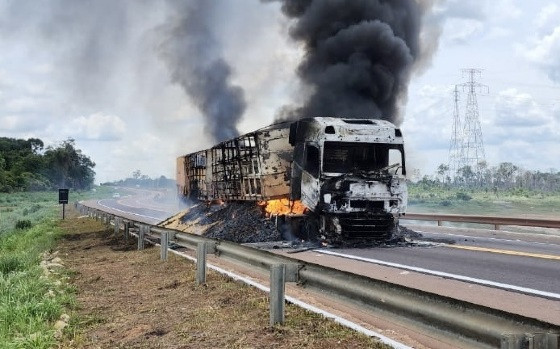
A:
[258,198,307,216]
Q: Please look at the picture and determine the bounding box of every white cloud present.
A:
[60,113,126,141]
[403,84,454,151]
[95,133,176,182]
[435,0,520,45]
[535,3,560,35]
[493,88,552,127]
[0,115,20,131]
[0,114,50,133]
[487,0,522,21]
[5,97,39,112]
[443,18,484,44]
[484,89,559,153]
[524,26,560,83]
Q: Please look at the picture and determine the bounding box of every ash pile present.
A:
[180,202,282,243]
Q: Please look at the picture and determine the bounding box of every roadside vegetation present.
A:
[0,196,69,348]
[0,188,114,348]
[0,137,96,193]
[409,162,560,217]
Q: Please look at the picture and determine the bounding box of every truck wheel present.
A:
[303,215,320,242]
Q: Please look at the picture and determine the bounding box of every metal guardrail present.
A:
[402,213,560,230]
[75,203,560,349]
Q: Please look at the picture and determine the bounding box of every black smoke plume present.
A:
[158,1,246,142]
[263,0,425,125]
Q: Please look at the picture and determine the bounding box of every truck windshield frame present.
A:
[323,141,404,174]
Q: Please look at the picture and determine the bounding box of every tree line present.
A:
[102,170,175,189]
[0,137,95,192]
[425,162,560,193]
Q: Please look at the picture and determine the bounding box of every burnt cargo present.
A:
[177,117,408,243]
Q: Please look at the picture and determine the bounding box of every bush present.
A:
[0,255,26,275]
[440,200,452,207]
[456,192,472,201]
[15,220,32,230]
[22,204,42,216]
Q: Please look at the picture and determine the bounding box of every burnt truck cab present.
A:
[289,117,407,242]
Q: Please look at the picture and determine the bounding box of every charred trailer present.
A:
[176,117,407,243]
[177,122,293,202]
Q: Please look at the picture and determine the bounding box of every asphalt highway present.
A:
[83,189,560,300]
[317,225,560,298]
[82,187,182,225]
[80,190,560,339]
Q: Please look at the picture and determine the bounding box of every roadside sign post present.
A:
[58,189,69,219]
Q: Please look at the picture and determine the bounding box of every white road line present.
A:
[167,248,412,349]
[96,200,162,222]
[315,249,560,301]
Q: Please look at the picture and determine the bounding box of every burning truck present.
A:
[176,117,407,244]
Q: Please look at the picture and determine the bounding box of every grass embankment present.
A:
[0,207,70,348]
[408,185,560,218]
[0,188,112,348]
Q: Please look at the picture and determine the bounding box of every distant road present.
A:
[81,187,184,225]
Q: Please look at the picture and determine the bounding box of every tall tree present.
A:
[43,139,96,190]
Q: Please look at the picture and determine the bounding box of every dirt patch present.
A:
[58,209,388,348]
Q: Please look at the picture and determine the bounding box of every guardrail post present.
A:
[138,225,145,250]
[124,221,130,242]
[547,333,559,349]
[501,334,526,349]
[160,231,169,261]
[269,264,286,326]
[437,220,442,227]
[495,224,501,230]
[196,242,207,285]
[114,217,121,234]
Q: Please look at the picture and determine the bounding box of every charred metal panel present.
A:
[183,151,208,200]
[187,151,208,200]
[256,127,292,199]
[176,156,187,197]
[210,139,244,200]
[301,179,320,210]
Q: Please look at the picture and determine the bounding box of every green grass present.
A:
[0,186,113,236]
[0,191,86,349]
[408,185,560,218]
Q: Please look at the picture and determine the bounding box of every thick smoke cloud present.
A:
[262,0,426,125]
[157,1,246,142]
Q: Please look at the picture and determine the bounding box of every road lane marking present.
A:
[446,244,560,260]
[96,200,163,222]
[315,249,560,301]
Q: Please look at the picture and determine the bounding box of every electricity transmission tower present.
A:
[448,69,488,179]
[448,85,462,178]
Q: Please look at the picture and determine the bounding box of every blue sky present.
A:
[0,1,559,183]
